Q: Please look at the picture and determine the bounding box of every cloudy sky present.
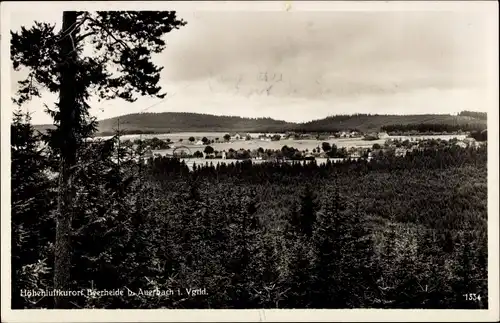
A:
[8,2,497,124]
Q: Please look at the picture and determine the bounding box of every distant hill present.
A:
[97,112,293,135]
[33,124,55,133]
[33,111,487,135]
[458,110,487,120]
[293,113,486,133]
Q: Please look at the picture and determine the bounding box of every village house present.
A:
[196,140,204,145]
[378,132,389,139]
[304,153,315,160]
[463,137,478,148]
[203,151,215,159]
[455,141,467,149]
[144,149,153,158]
[231,133,242,140]
[395,147,408,157]
[349,150,361,158]
[275,155,286,162]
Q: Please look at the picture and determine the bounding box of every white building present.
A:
[202,152,215,158]
[350,152,361,158]
[395,148,407,157]
[378,132,389,139]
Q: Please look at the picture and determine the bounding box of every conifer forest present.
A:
[9,10,489,310]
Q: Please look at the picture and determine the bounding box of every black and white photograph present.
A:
[1,1,499,321]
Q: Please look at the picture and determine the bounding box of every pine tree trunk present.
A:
[54,11,79,309]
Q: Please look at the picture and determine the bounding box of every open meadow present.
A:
[99,132,469,156]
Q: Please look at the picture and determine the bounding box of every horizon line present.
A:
[30,110,487,126]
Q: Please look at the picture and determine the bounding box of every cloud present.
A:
[9,8,495,124]
[161,10,491,98]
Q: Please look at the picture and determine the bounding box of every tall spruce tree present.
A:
[11,11,186,308]
[11,110,55,308]
[311,187,378,308]
[298,184,318,237]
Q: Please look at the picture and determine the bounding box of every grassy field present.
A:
[117,133,469,155]
[152,138,377,155]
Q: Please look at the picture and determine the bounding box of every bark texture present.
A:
[54,11,79,309]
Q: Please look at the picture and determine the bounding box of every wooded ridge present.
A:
[33,111,487,135]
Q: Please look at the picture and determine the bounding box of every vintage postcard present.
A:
[1,1,498,322]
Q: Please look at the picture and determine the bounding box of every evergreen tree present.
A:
[415,228,454,308]
[11,11,186,308]
[451,230,488,309]
[283,233,314,308]
[310,189,378,308]
[298,185,318,237]
[310,197,345,308]
[11,110,56,309]
[227,187,260,308]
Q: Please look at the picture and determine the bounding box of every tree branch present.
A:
[86,16,131,52]
[76,31,96,43]
[56,13,89,44]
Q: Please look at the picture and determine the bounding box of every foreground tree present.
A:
[288,185,318,238]
[11,110,56,308]
[11,11,186,308]
[311,188,379,308]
